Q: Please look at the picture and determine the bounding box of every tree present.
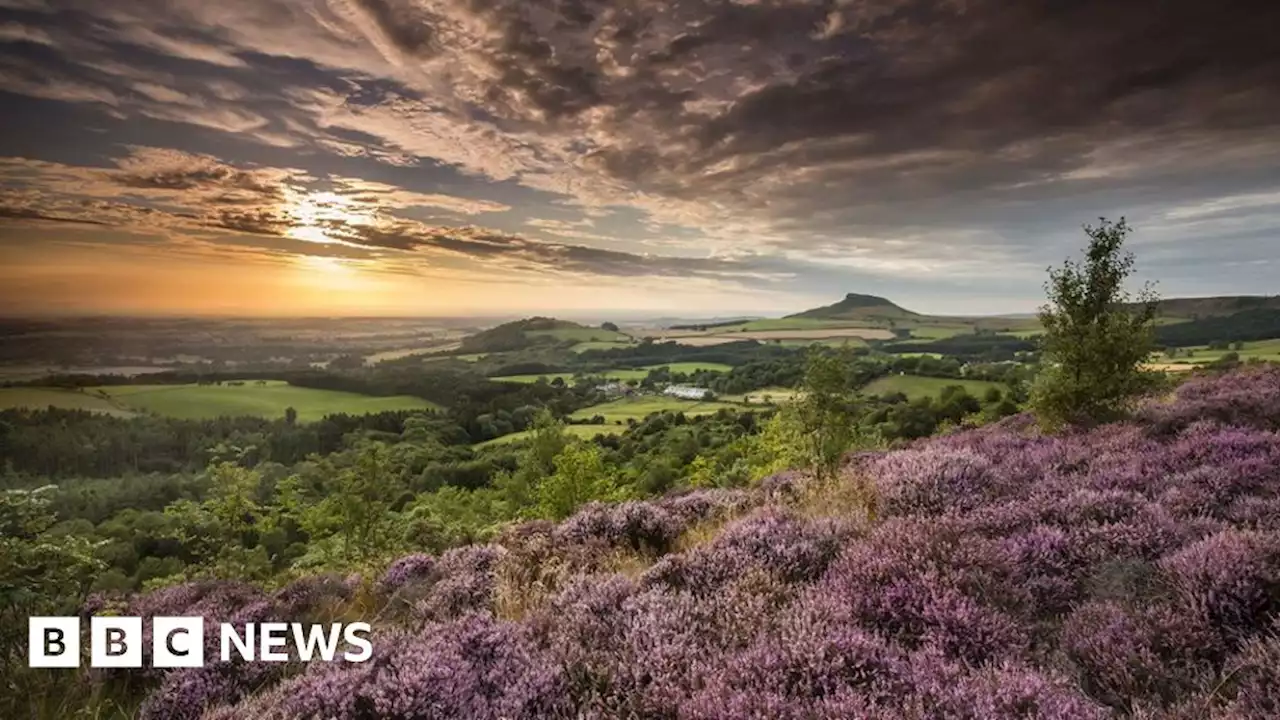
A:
[601,321,620,332]
[535,442,620,520]
[795,347,869,478]
[1031,218,1159,430]
[278,444,403,569]
[164,462,275,581]
[495,409,568,515]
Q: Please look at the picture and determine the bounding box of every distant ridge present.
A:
[787,293,920,321]
[1146,295,1280,319]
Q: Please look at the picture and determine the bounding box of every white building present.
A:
[664,384,713,400]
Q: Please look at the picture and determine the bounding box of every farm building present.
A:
[595,382,634,397]
[664,384,714,400]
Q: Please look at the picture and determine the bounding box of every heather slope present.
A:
[114,367,1280,719]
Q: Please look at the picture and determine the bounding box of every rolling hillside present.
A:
[458,317,632,353]
[786,293,920,321]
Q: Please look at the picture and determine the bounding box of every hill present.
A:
[77,367,1280,718]
[786,292,920,321]
[458,317,631,353]
[1148,295,1280,319]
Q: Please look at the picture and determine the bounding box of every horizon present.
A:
[2,1,1278,316]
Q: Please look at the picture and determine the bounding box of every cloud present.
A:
[1,0,1279,307]
[0,147,794,287]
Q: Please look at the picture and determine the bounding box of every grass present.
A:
[720,387,804,404]
[733,318,867,331]
[1147,339,1280,369]
[476,424,626,447]
[570,396,745,423]
[492,363,733,384]
[75,380,439,422]
[0,387,137,416]
[861,374,1007,400]
[490,373,578,384]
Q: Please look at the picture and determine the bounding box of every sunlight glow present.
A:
[283,190,376,247]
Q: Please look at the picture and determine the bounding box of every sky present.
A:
[0,0,1277,318]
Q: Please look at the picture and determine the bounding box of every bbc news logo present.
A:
[29,617,372,668]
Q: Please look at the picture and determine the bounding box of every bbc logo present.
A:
[29,617,204,668]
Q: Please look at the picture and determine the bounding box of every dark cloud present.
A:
[1,0,1278,307]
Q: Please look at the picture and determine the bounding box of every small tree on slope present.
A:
[1031,217,1160,430]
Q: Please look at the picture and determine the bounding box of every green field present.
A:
[861,374,1007,400]
[53,381,440,422]
[720,387,803,405]
[490,373,580,384]
[733,318,868,331]
[570,396,745,423]
[476,424,626,447]
[0,387,138,416]
[1150,339,1280,369]
[492,362,733,385]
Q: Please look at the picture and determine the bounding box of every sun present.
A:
[283,190,374,247]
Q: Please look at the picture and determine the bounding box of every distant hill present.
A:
[458,317,630,353]
[1147,295,1280,319]
[787,293,920,321]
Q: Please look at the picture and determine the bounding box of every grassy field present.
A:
[1147,339,1280,370]
[56,380,441,422]
[570,396,745,423]
[476,424,626,447]
[490,373,580,384]
[720,387,804,405]
[862,374,1007,401]
[733,318,866,331]
[0,387,138,416]
[492,362,734,384]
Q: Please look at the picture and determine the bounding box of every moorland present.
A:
[3,227,1280,718]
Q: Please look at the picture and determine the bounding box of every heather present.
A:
[5,367,1279,718]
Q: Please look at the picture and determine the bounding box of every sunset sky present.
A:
[0,0,1277,317]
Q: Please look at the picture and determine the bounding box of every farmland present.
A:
[657,327,895,346]
[491,362,733,384]
[861,374,1007,400]
[1,381,439,422]
[569,396,745,423]
[0,365,178,382]
[720,387,803,404]
[1146,339,1280,371]
[0,387,137,416]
